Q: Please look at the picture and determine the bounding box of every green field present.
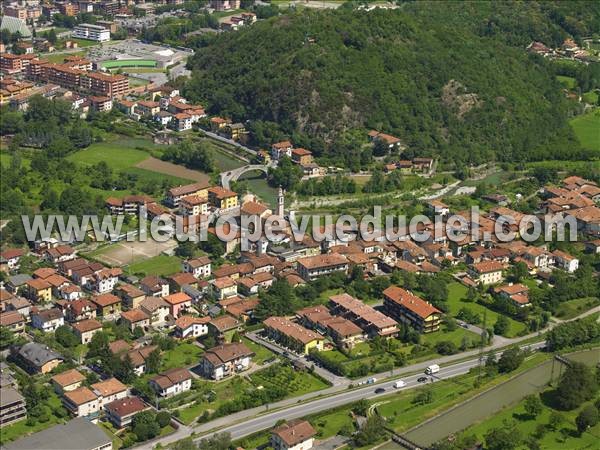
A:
[554,297,600,320]
[68,144,150,169]
[556,75,577,89]
[101,59,157,69]
[126,255,182,277]
[446,282,527,337]
[583,90,599,105]
[241,337,277,364]
[43,51,86,63]
[161,342,204,371]
[570,110,600,151]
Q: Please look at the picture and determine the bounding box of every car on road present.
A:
[375,388,386,394]
[461,323,470,329]
[417,376,427,383]
[394,380,406,388]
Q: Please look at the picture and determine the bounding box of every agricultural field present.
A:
[554,297,600,320]
[556,75,577,89]
[570,110,600,151]
[85,239,177,268]
[250,363,330,397]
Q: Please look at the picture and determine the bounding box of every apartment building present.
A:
[73,24,111,42]
[263,316,325,355]
[296,254,349,281]
[383,286,442,333]
[0,387,27,428]
[328,293,398,338]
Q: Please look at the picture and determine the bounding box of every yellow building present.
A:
[383,286,442,333]
[263,316,324,355]
[26,279,52,302]
[208,186,238,210]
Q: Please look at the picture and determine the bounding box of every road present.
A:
[220,164,272,190]
[133,306,599,449]
[202,129,257,156]
[196,341,547,443]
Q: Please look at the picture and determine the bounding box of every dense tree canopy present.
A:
[184,2,597,167]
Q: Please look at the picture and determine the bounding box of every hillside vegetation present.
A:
[184,1,599,167]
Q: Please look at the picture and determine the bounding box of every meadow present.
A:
[570,110,600,151]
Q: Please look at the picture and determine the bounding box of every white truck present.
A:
[425,364,440,375]
[394,380,406,388]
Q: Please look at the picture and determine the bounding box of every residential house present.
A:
[179,194,209,216]
[88,268,121,294]
[64,299,96,322]
[208,186,238,211]
[6,274,32,294]
[383,286,442,333]
[200,342,254,380]
[120,309,150,332]
[14,342,63,374]
[91,378,128,408]
[182,256,212,278]
[166,182,210,207]
[163,292,192,318]
[271,419,317,450]
[139,296,170,326]
[263,316,325,355]
[211,277,238,300]
[271,140,293,160]
[62,387,100,418]
[140,276,170,297]
[150,368,192,398]
[71,319,102,344]
[31,308,64,332]
[123,345,158,376]
[469,261,504,285]
[494,283,530,308]
[207,315,242,341]
[44,245,76,264]
[326,317,365,349]
[174,315,210,339]
[91,293,122,320]
[51,369,85,394]
[168,272,198,293]
[551,250,579,273]
[26,279,52,303]
[296,254,349,281]
[0,311,25,334]
[0,248,26,270]
[220,296,259,322]
[115,284,146,309]
[104,396,149,429]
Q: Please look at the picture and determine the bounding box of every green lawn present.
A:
[465,393,600,449]
[556,75,577,89]
[446,282,527,337]
[582,90,599,104]
[421,326,481,347]
[206,145,246,172]
[250,363,330,397]
[554,297,600,320]
[98,421,124,450]
[67,143,151,170]
[161,342,204,371]
[121,167,194,186]
[126,255,182,277]
[241,337,277,364]
[570,110,600,151]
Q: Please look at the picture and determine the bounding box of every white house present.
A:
[552,250,579,273]
[182,256,212,278]
[31,308,64,332]
[150,368,192,398]
[174,315,210,339]
[271,419,317,450]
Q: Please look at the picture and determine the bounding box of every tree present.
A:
[55,325,79,348]
[116,354,135,384]
[484,420,522,450]
[523,394,543,418]
[156,411,171,428]
[494,315,510,336]
[508,261,528,282]
[145,348,161,374]
[576,405,599,434]
[267,156,302,190]
[197,432,231,450]
[548,411,564,431]
[351,399,369,416]
[47,28,57,44]
[555,362,598,410]
[497,347,524,373]
[0,327,16,349]
[354,415,385,447]
[132,410,160,441]
[412,388,434,405]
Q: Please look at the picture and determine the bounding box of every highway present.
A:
[193,341,546,442]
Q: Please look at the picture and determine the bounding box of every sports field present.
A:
[100,59,157,69]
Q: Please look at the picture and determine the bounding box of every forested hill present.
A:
[184,1,598,166]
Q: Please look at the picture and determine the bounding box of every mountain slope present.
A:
[184,2,595,166]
